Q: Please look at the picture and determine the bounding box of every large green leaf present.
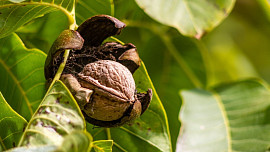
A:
[18,80,85,147]
[178,79,270,151]
[87,63,171,152]
[135,0,236,38]
[0,92,27,150]
[0,33,46,120]
[75,0,111,25]
[0,0,75,38]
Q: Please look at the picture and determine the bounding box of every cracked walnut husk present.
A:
[44,15,152,127]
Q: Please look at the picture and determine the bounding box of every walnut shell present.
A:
[78,60,136,121]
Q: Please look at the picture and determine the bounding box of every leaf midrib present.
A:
[211,90,232,152]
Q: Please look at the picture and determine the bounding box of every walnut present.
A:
[45,15,152,127]
[78,60,136,121]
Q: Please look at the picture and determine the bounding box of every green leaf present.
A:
[87,63,171,152]
[56,131,92,152]
[75,0,111,25]
[0,0,75,38]
[178,79,270,151]
[135,0,236,38]
[18,80,85,147]
[92,140,113,152]
[0,92,27,150]
[16,10,69,54]
[0,33,46,120]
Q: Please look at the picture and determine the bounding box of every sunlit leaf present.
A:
[87,63,171,152]
[0,0,75,38]
[92,140,113,152]
[0,92,27,150]
[0,33,46,120]
[18,80,85,147]
[135,0,236,38]
[178,79,270,151]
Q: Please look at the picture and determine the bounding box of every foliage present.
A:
[1,0,270,152]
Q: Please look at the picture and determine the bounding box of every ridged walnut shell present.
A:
[78,60,138,121]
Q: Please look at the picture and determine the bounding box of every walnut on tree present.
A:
[44,15,152,127]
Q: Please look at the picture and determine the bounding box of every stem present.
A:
[68,1,77,30]
[47,1,76,90]
[106,128,112,140]
[47,49,70,90]
[110,0,115,17]
[110,36,125,45]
